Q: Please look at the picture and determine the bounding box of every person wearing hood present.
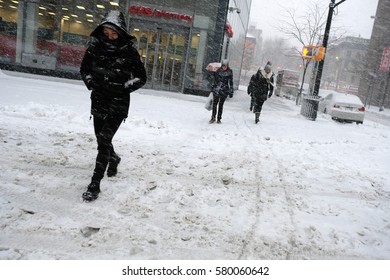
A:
[80,10,147,201]
[209,59,233,124]
[247,64,275,124]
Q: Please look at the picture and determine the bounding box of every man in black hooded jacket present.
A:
[80,10,147,201]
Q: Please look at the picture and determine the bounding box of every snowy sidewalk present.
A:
[0,70,389,259]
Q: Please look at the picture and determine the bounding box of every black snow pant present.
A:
[250,94,256,111]
[253,98,266,114]
[211,94,227,121]
[91,116,123,182]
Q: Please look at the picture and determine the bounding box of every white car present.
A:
[318,93,365,124]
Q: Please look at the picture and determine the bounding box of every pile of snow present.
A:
[0,70,389,260]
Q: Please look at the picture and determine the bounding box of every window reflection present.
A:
[0,0,19,62]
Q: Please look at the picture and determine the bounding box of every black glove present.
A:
[229,94,233,98]
[268,93,272,98]
[86,79,99,91]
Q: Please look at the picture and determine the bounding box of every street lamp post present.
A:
[300,0,346,120]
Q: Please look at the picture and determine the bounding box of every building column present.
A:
[24,1,39,53]
[15,0,38,63]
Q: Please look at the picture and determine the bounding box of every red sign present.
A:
[129,6,193,23]
[379,47,390,71]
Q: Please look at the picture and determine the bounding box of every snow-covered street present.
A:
[0,70,389,260]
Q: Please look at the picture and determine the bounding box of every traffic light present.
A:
[302,46,326,61]
[302,46,315,59]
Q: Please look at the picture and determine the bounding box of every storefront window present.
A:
[0,0,126,70]
[57,1,96,70]
[0,0,18,62]
[36,3,59,56]
[56,0,124,70]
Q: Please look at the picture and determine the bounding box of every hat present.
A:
[264,64,272,72]
[221,59,229,66]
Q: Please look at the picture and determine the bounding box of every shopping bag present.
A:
[204,92,213,111]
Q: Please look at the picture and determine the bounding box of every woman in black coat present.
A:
[209,59,233,124]
[247,64,274,123]
[80,10,147,201]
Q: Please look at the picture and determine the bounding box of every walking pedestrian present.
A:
[248,61,272,111]
[80,10,147,201]
[209,59,233,124]
[247,64,274,124]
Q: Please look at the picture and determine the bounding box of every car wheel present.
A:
[356,121,363,125]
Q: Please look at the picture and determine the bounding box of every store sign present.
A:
[128,5,193,23]
[379,47,390,71]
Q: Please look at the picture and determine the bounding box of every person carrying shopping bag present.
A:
[209,59,233,124]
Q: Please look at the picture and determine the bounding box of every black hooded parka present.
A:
[247,68,274,102]
[80,10,147,119]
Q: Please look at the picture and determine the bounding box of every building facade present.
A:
[0,0,251,95]
[358,0,390,109]
[240,24,263,85]
[322,36,370,94]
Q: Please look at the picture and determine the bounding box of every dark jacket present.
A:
[212,67,233,97]
[80,11,147,119]
[247,69,274,102]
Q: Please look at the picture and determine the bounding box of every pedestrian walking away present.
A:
[80,10,147,201]
[247,63,275,124]
[209,59,233,124]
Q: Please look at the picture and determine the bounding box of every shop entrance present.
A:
[130,23,189,92]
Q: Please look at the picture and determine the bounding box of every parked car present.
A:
[318,92,365,124]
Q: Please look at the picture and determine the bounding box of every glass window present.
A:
[57,0,123,70]
[0,0,19,62]
[36,2,59,56]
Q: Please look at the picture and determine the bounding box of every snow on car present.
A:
[318,92,365,124]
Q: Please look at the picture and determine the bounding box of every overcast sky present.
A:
[249,0,379,40]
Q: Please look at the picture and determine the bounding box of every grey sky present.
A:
[249,0,379,40]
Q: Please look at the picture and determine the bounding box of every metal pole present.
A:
[301,0,346,120]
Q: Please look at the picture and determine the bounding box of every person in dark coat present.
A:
[80,10,147,201]
[249,61,272,111]
[247,64,274,124]
[209,59,233,124]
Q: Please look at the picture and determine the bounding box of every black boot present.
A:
[209,117,215,124]
[82,181,100,201]
[107,156,121,177]
[255,112,260,124]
